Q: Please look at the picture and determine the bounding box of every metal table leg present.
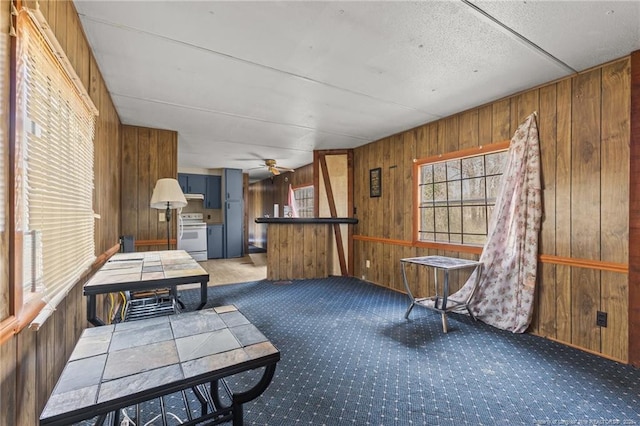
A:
[441,270,449,333]
[87,295,104,326]
[198,279,208,310]
[401,261,416,319]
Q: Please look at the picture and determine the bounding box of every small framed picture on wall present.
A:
[370,167,381,198]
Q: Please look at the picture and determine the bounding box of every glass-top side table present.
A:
[401,255,483,333]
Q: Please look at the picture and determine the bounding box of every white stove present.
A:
[178,213,207,261]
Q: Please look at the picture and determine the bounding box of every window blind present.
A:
[15,8,97,328]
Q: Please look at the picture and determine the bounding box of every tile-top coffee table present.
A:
[40,306,280,426]
[84,250,209,326]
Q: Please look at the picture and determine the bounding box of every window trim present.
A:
[412,140,511,252]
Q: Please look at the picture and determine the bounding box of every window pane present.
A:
[419,231,435,241]
[464,234,486,245]
[421,164,433,184]
[462,206,487,235]
[446,160,461,180]
[449,206,461,233]
[462,177,485,205]
[447,180,461,205]
[420,207,434,232]
[434,207,449,233]
[486,152,507,175]
[449,234,462,243]
[433,182,447,203]
[486,175,502,201]
[433,162,447,182]
[435,232,450,242]
[420,183,433,205]
[462,156,484,178]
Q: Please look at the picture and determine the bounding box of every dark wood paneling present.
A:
[535,84,558,337]
[571,69,602,352]
[266,223,331,280]
[555,78,573,343]
[121,125,178,247]
[628,50,640,367]
[601,59,631,360]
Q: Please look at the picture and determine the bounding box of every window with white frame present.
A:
[416,145,508,246]
[14,7,97,327]
[293,185,314,218]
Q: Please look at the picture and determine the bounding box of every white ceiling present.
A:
[73,0,640,181]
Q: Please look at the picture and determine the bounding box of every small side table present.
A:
[401,255,482,333]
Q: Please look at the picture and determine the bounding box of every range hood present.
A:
[184,193,204,200]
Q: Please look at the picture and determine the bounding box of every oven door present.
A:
[178,224,207,252]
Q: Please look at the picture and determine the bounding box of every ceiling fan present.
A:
[259,159,295,176]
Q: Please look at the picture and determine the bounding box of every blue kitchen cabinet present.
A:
[178,173,206,195]
[187,174,206,194]
[222,168,244,258]
[207,224,224,259]
[224,200,243,258]
[205,175,221,209]
[178,174,188,193]
[223,168,243,201]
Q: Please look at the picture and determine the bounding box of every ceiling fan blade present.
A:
[269,166,280,176]
[275,166,295,173]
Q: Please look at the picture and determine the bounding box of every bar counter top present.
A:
[255,217,358,224]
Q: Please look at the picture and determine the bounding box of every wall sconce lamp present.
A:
[150,178,187,250]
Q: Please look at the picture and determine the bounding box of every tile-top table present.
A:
[401,255,483,333]
[84,250,209,326]
[40,306,280,426]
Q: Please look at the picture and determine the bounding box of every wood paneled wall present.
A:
[1,1,122,424]
[353,58,631,363]
[628,50,640,367]
[266,223,329,280]
[121,125,178,251]
[248,163,313,249]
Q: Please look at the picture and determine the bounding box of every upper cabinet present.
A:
[205,176,221,209]
[223,168,243,201]
[178,174,188,194]
[178,173,221,209]
[178,173,206,194]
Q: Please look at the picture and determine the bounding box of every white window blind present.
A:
[15,8,98,328]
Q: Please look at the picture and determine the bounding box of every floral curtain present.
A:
[450,113,542,333]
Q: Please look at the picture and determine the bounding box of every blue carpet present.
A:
[171,277,640,426]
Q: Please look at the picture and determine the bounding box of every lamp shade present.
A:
[150,178,187,209]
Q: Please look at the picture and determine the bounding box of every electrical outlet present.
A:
[159,212,165,222]
[596,311,607,327]
[366,260,370,268]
